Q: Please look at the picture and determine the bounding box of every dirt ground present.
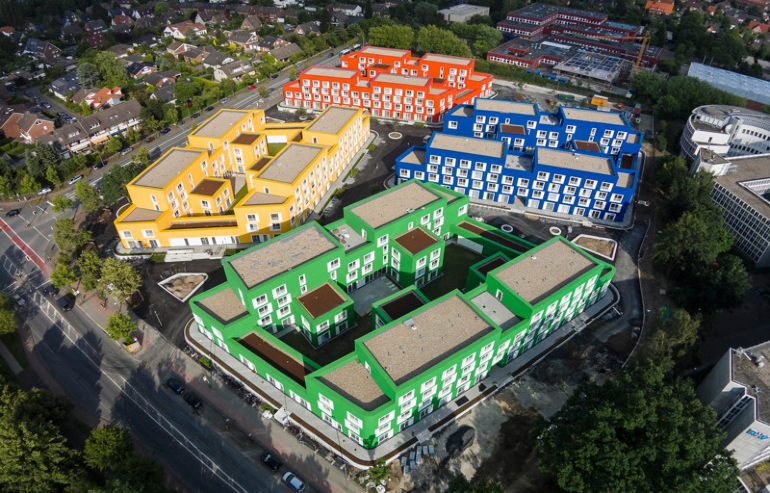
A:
[573,236,617,259]
[389,331,622,493]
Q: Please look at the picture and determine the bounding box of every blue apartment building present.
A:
[395,99,643,222]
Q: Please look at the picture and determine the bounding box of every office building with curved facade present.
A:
[680,105,770,162]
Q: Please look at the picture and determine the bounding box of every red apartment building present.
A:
[282,46,493,123]
[496,3,639,38]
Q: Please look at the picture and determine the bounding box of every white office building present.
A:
[698,343,770,470]
[680,105,770,162]
[438,4,490,23]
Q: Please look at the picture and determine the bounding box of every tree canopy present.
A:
[0,294,17,336]
[99,259,142,305]
[533,359,739,493]
[368,25,415,50]
[105,312,137,342]
[416,26,472,58]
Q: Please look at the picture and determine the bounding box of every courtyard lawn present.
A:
[267,143,286,156]
[419,243,486,301]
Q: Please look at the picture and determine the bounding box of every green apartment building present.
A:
[189,180,615,449]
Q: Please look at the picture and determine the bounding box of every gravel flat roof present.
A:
[120,207,163,223]
[241,191,288,206]
[431,133,505,159]
[537,148,614,176]
[133,149,204,189]
[562,107,625,126]
[257,144,323,183]
[304,66,358,79]
[317,360,390,411]
[476,99,536,115]
[400,149,425,165]
[306,106,358,135]
[196,288,248,324]
[229,223,337,288]
[373,73,430,87]
[349,182,440,229]
[494,240,597,305]
[421,53,472,66]
[297,282,346,319]
[358,46,410,58]
[364,294,493,386]
[193,110,249,138]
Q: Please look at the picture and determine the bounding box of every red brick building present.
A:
[282,46,493,123]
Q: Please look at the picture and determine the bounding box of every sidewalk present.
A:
[0,340,23,374]
[185,285,619,469]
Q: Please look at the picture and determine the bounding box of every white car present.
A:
[121,147,133,156]
[68,175,83,185]
[282,473,306,492]
[38,187,52,195]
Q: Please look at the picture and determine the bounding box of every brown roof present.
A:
[380,290,427,321]
[167,220,238,229]
[239,332,311,386]
[191,178,225,196]
[250,156,271,172]
[196,288,248,324]
[297,282,346,319]
[500,124,526,135]
[394,228,437,255]
[574,140,602,152]
[232,133,261,145]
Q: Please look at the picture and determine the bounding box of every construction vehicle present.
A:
[591,95,609,107]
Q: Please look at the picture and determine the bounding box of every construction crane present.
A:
[577,31,652,71]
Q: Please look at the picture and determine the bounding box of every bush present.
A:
[199,355,212,369]
[413,122,425,128]
[260,402,275,414]
[367,143,376,151]
[149,252,166,263]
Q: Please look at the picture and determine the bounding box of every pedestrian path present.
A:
[0,340,23,374]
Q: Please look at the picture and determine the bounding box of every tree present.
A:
[100,259,142,305]
[414,2,439,25]
[154,0,169,16]
[105,312,137,341]
[533,359,739,493]
[77,250,103,292]
[647,308,701,359]
[298,9,310,23]
[220,78,236,97]
[184,28,200,46]
[675,254,752,312]
[77,61,101,88]
[102,137,124,157]
[94,51,129,88]
[51,253,78,289]
[258,85,269,98]
[84,425,134,471]
[0,294,17,336]
[446,475,504,493]
[25,142,61,180]
[51,194,73,213]
[81,101,94,116]
[18,173,40,195]
[656,132,667,152]
[364,0,373,19]
[45,165,61,187]
[75,180,104,213]
[54,218,92,253]
[368,25,414,50]
[653,209,733,273]
[174,81,197,104]
[417,26,472,58]
[0,385,77,493]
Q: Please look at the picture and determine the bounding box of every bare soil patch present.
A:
[573,235,617,260]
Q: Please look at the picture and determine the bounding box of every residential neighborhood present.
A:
[1,0,770,492]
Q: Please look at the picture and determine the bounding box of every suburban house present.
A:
[0,109,55,144]
[164,20,208,39]
[228,30,260,51]
[85,31,107,47]
[84,19,109,32]
[214,61,256,82]
[81,86,122,110]
[127,62,158,78]
[182,47,209,64]
[106,43,133,58]
[257,35,289,52]
[331,3,363,15]
[40,99,141,156]
[294,22,320,36]
[47,72,81,100]
[22,38,62,61]
[150,84,177,104]
[142,72,175,87]
[241,14,262,31]
[133,34,161,48]
[254,6,285,21]
[269,43,302,62]
[111,14,134,26]
[61,23,83,40]
[166,41,195,56]
[203,50,236,69]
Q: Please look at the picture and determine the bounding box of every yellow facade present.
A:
[114,106,370,249]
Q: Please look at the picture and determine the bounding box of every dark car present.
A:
[166,378,185,394]
[192,113,200,119]
[94,161,105,169]
[270,73,279,79]
[328,52,335,58]
[160,127,171,135]
[56,296,73,312]
[205,106,214,112]
[5,209,21,217]
[183,392,202,409]
[146,136,155,143]
[43,285,60,297]
[261,453,281,472]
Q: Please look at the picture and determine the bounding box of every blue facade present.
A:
[395,99,643,222]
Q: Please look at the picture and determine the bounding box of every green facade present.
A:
[189,179,615,449]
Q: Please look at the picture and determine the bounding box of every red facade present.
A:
[282,46,493,123]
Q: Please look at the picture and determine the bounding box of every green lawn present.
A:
[419,244,486,301]
[267,143,286,156]
[0,332,28,369]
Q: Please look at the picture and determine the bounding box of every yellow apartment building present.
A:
[114,106,370,250]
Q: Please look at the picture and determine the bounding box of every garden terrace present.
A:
[239,332,312,387]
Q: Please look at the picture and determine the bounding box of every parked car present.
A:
[270,73,279,79]
[221,97,230,104]
[191,113,200,119]
[68,175,82,185]
[160,127,171,135]
[328,52,335,58]
[42,285,59,297]
[94,161,105,169]
[261,453,281,472]
[205,106,214,112]
[183,392,202,409]
[41,102,51,109]
[5,209,21,217]
[37,187,52,195]
[56,296,73,311]
[120,147,133,156]
[282,473,306,492]
[249,85,257,90]
[13,294,25,306]
[145,137,155,143]
[166,378,185,394]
